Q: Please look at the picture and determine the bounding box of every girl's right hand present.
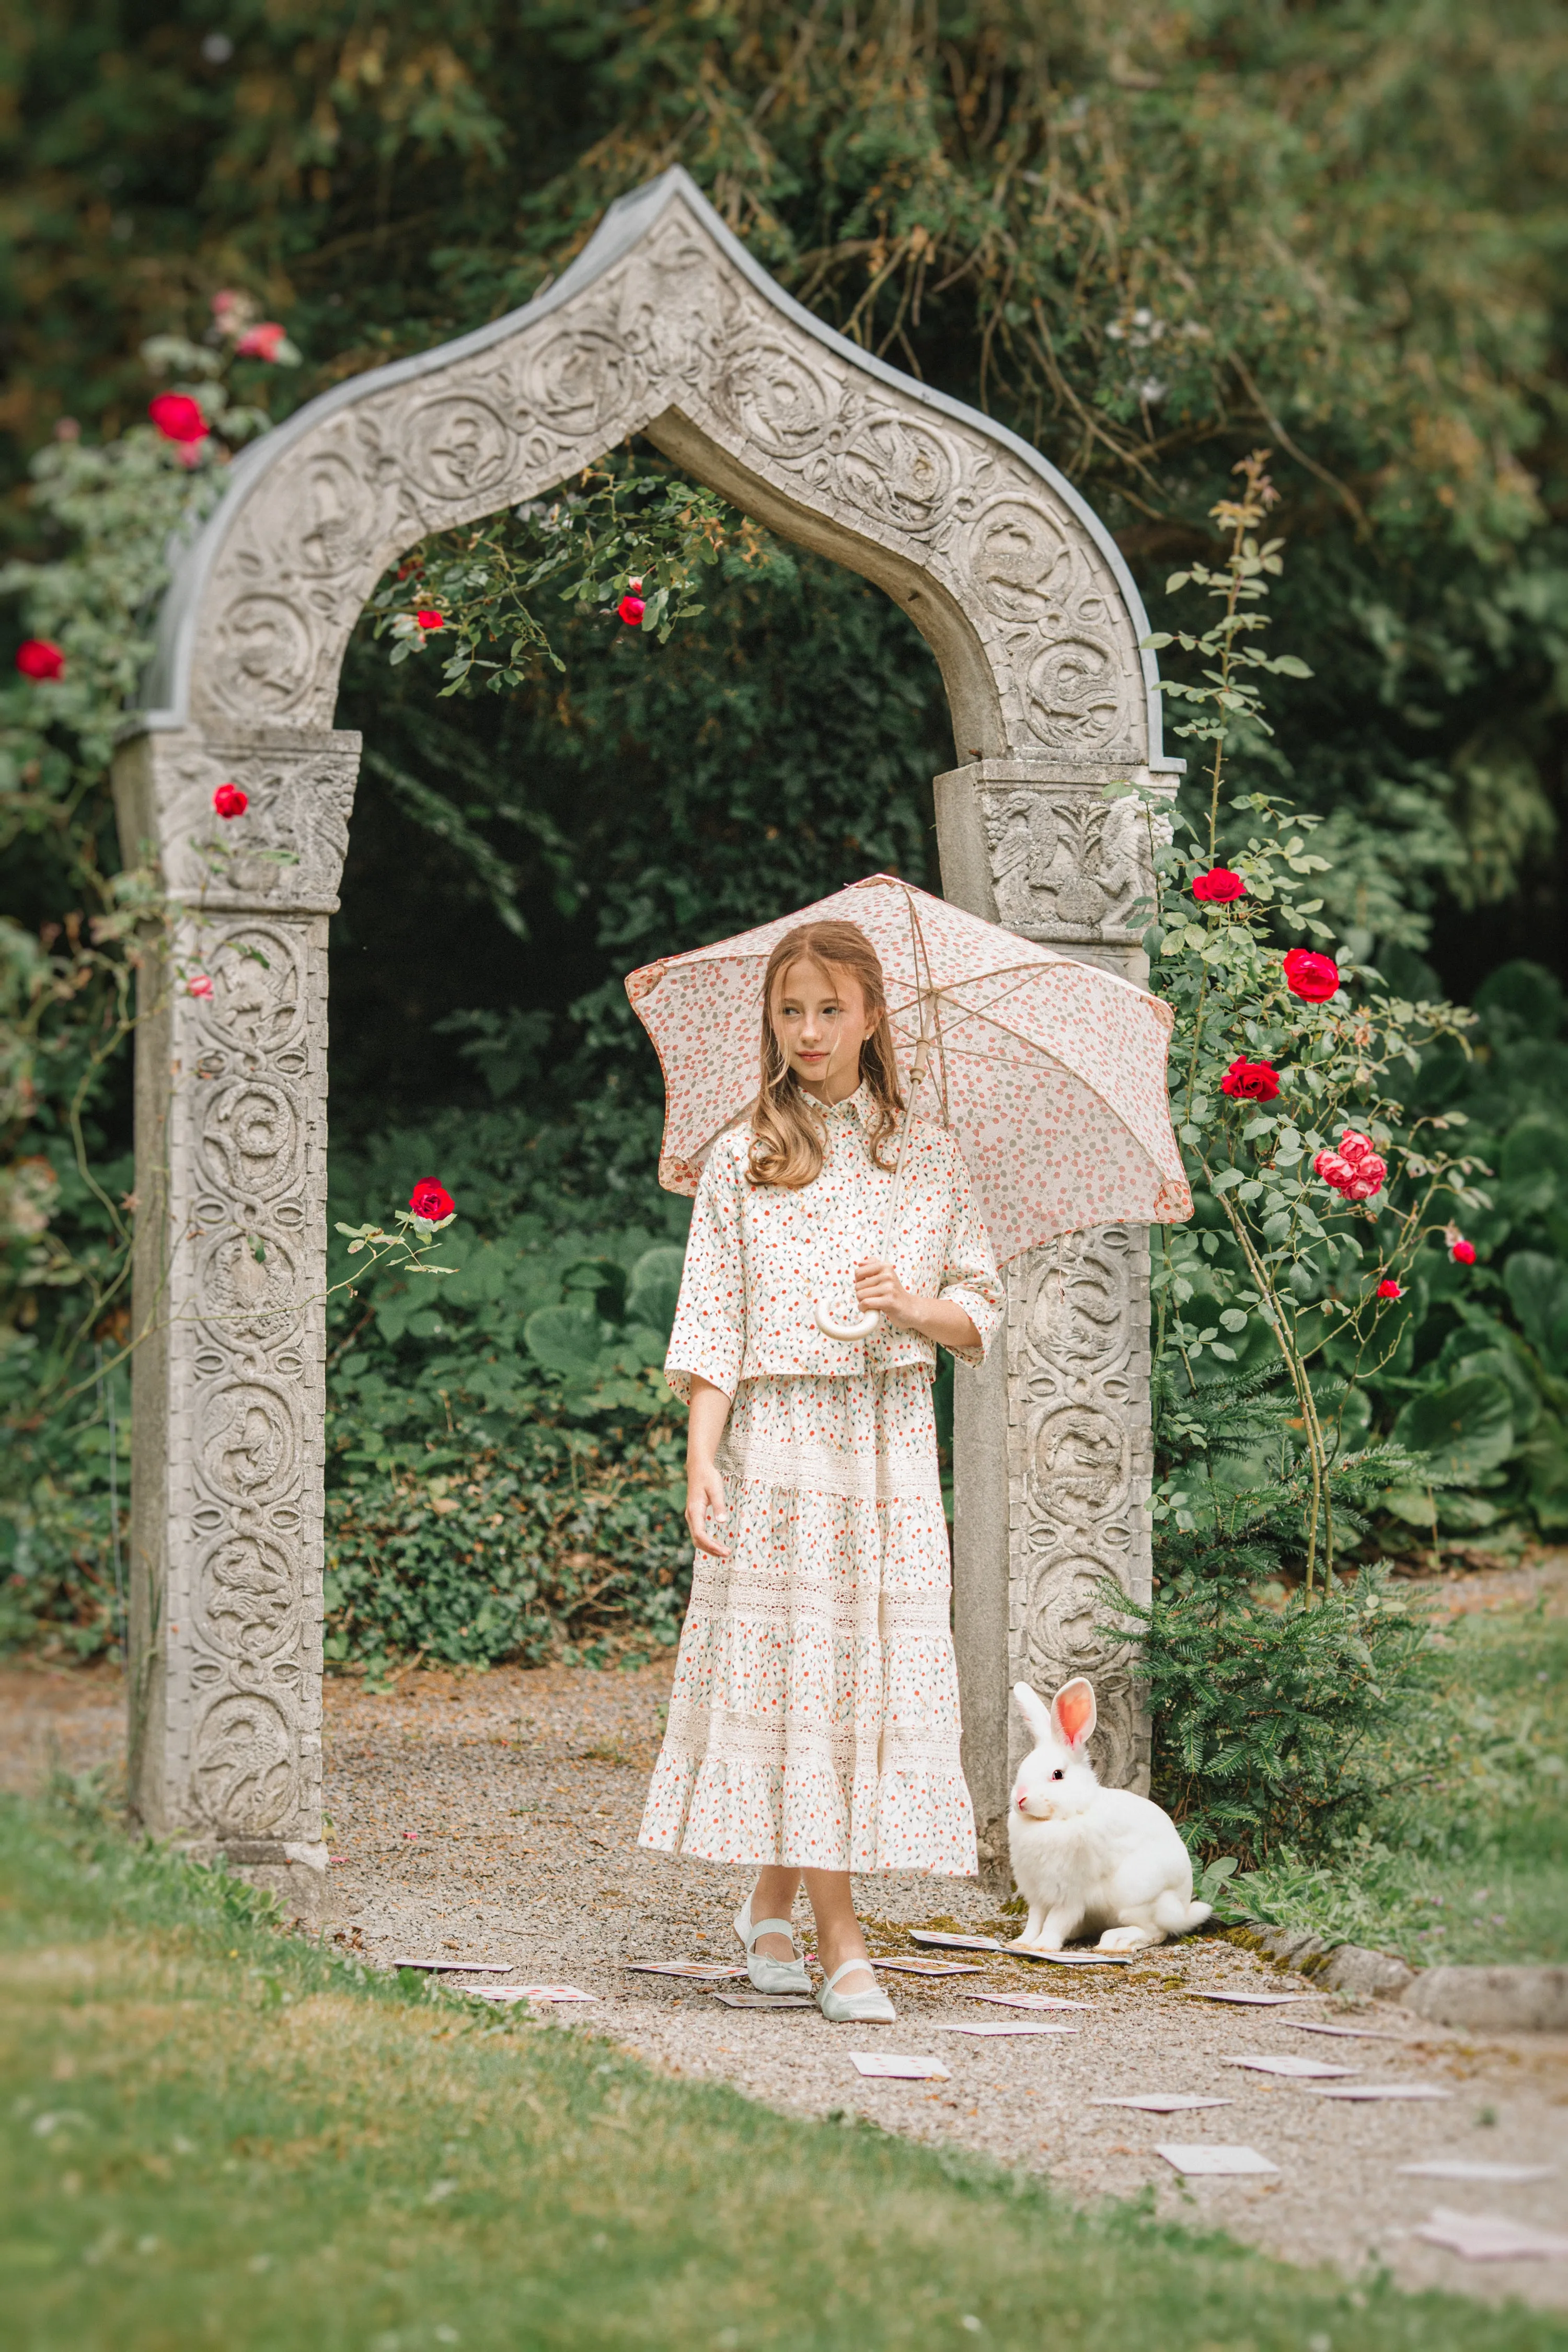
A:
[686,1461,730,1559]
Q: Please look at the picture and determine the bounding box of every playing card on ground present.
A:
[1091,2094,1233,2114]
[1307,2082,1452,2101]
[1009,1947,1133,1967]
[933,2020,1078,2036]
[956,1990,1088,2011]
[711,1990,815,2010]
[1184,1989,1305,2005]
[1285,2020,1399,2039]
[1157,2143,1278,2176]
[624,1960,749,1979]
[848,2051,951,2080]
[1414,2208,1568,2261]
[467,1982,594,2004]
[1221,2054,1356,2079]
[908,1931,1003,1953]
[1399,2161,1555,2184]
[392,1958,511,1973]
[870,1956,986,1977]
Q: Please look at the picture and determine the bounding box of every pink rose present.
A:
[187,974,214,999]
[1339,1129,1374,1165]
[236,321,287,361]
[1313,1150,1353,1189]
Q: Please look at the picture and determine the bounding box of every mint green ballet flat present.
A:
[733,1899,811,1995]
[814,1958,896,2024]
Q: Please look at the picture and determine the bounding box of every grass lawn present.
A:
[4,1790,1567,2352]
[1228,1597,1568,1966]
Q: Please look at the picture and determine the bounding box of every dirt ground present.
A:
[4,1580,1564,2312]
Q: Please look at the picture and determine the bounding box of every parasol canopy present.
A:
[625,873,1191,1266]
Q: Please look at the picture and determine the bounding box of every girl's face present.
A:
[771,957,871,1102]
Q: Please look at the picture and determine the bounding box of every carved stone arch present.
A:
[113,167,1177,1908]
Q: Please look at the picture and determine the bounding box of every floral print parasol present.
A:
[625,873,1191,1264]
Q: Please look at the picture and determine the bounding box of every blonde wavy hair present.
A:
[747,921,904,1190]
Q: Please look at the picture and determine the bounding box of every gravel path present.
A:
[5,1656,1564,2310]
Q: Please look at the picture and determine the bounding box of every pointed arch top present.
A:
[139,166,1174,775]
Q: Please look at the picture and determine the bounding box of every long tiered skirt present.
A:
[637,1368,977,1876]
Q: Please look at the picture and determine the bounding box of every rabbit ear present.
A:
[1052,1677,1097,1748]
[1011,1680,1055,1746]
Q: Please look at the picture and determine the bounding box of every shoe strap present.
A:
[826,1957,878,1991]
[746,1916,799,1951]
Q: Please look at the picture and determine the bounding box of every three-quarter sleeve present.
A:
[937,1141,1003,1368]
[664,1145,746,1403]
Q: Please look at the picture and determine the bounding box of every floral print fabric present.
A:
[637,1367,978,1876]
[641,1089,993,1878]
[625,870,1193,1261]
[662,1085,1002,1404]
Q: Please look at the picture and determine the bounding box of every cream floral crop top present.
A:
[664,1083,1003,1402]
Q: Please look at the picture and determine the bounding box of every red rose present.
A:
[618,591,646,627]
[1193,868,1246,904]
[1376,1278,1404,1299]
[148,391,208,445]
[409,1179,455,1224]
[1450,1237,1476,1266]
[1283,948,1341,1003]
[15,638,65,681]
[1220,1057,1280,1102]
[415,609,444,631]
[212,782,248,820]
[236,321,286,361]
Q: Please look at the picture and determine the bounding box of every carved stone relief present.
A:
[120,165,1171,1893]
[178,190,1148,781]
[1007,1227,1153,1794]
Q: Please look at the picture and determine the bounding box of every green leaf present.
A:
[1393,1376,1515,1482]
[523,1304,603,1376]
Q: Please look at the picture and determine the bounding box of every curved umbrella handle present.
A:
[814,1300,880,1341]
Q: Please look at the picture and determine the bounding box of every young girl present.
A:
[637,920,1002,2022]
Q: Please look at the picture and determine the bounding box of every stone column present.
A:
[112,724,359,1921]
[936,756,1170,1877]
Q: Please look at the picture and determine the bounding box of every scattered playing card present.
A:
[1092,2094,1234,2114]
[711,1990,815,2010]
[391,1958,512,1973]
[624,1961,750,1980]
[465,1982,594,2005]
[1399,2161,1555,2184]
[1156,2143,1278,2177]
[870,1956,986,1977]
[1008,1947,1133,1967]
[956,1990,1088,2012]
[1307,2082,1452,2101]
[1414,2208,1568,2262]
[933,2021,1078,2037]
[909,1931,1004,1953]
[849,2051,951,2080]
[1221,2054,1357,2079]
[1284,2020,1400,2040]
[1184,1989,1305,2006]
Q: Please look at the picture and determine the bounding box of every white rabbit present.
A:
[1007,1678,1213,1953]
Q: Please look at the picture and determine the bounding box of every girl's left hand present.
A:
[854,1258,915,1327]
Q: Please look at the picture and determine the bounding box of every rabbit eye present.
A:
[1051,1768,1065,1781]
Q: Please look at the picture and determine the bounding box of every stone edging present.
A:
[1231,1925,1568,2031]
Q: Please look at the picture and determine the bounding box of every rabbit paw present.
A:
[1098,1924,1160,1952]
